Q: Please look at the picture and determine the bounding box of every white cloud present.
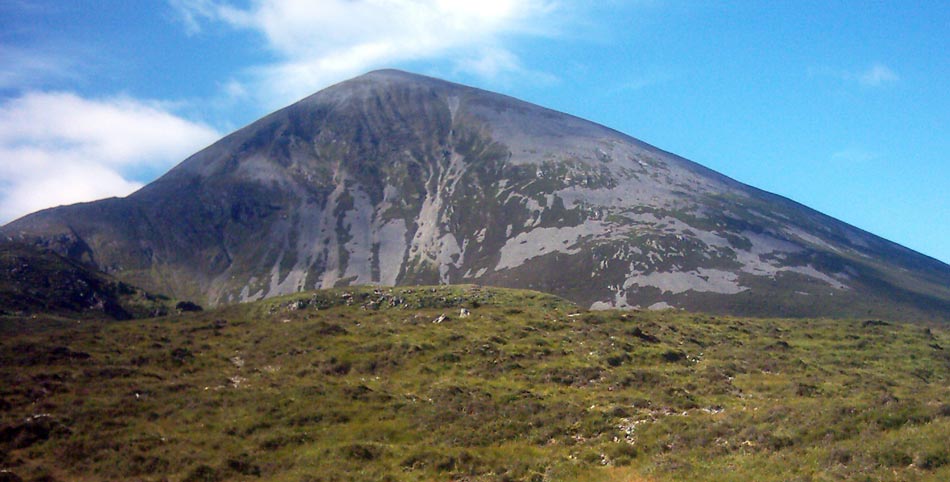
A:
[606,71,671,96]
[858,63,898,87]
[173,0,559,107]
[168,0,219,34]
[454,47,523,79]
[809,62,899,88]
[0,92,221,223]
[0,45,82,90]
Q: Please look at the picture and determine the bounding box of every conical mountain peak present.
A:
[355,68,441,83]
[3,70,949,321]
[292,68,497,114]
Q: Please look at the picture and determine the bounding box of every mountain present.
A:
[3,69,949,320]
[0,240,172,321]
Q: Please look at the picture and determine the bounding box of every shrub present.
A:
[183,465,221,482]
[916,449,950,470]
[605,442,638,465]
[876,448,913,467]
[176,301,203,312]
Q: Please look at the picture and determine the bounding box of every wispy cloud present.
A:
[831,148,879,164]
[0,45,83,91]
[167,0,218,34]
[0,92,220,223]
[858,63,899,87]
[606,71,671,96]
[809,62,900,88]
[171,0,561,107]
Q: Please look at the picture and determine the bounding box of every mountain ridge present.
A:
[4,69,949,321]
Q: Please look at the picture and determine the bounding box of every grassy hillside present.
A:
[2,285,949,481]
[0,241,176,323]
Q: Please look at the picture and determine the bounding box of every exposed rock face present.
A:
[3,70,950,320]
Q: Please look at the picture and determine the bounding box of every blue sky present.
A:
[1,1,948,265]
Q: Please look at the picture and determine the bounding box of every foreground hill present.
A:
[2,286,949,481]
[0,240,173,322]
[3,70,949,321]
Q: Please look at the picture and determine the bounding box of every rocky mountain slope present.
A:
[3,70,949,320]
[0,240,171,320]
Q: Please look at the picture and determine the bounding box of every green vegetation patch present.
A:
[1,285,949,481]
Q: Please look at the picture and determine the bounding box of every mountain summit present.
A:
[4,69,949,320]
